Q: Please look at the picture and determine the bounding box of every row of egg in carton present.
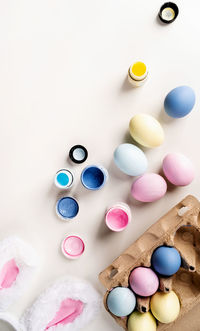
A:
[106,245,183,331]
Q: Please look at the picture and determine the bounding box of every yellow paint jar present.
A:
[128,61,148,87]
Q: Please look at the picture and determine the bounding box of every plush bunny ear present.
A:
[22,277,101,331]
[0,236,37,311]
[0,312,25,331]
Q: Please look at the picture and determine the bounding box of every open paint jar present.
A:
[56,197,79,220]
[105,203,131,232]
[81,165,108,190]
[128,61,148,87]
[54,169,74,189]
[61,235,85,259]
[69,145,88,164]
[159,2,179,24]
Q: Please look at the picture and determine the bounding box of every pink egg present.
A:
[129,267,159,297]
[131,173,167,202]
[162,153,195,186]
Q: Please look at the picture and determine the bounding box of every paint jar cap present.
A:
[159,2,179,24]
[69,145,88,164]
[61,235,85,259]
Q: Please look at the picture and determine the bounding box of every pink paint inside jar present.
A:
[105,206,130,232]
[62,236,85,259]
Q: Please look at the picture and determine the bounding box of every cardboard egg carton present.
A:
[99,195,200,331]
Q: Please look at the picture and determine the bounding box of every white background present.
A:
[0,0,200,330]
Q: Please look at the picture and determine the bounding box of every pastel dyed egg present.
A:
[129,114,164,148]
[151,246,181,276]
[164,86,195,118]
[107,287,136,317]
[128,311,157,331]
[150,291,180,323]
[129,267,159,297]
[131,173,167,202]
[114,143,148,176]
[163,153,194,186]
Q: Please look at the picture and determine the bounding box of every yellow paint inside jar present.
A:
[131,62,146,78]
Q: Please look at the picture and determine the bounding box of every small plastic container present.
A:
[56,197,79,220]
[69,145,88,164]
[81,165,108,190]
[128,61,148,87]
[54,169,74,189]
[159,2,179,24]
[61,235,85,259]
[105,202,131,232]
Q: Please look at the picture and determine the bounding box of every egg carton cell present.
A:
[99,195,200,331]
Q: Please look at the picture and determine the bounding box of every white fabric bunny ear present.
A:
[22,277,101,331]
[0,236,37,312]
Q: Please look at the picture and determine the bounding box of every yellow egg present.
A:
[129,114,164,148]
[128,311,157,331]
[150,291,180,324]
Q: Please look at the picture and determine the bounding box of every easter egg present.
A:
[129,114,164,148]
[150,291,180,323]
[129,267,159,297]
[164,86,195,118]
[163,153,194,186]
[107,287,136,317]
[114,143,148,176]
[151,246,181,276]
[131,173,167,202]
[128,311,157,331]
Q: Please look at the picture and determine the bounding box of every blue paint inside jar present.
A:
[57,197,79,219]
[81,166,106,190]
[56,173,69,186]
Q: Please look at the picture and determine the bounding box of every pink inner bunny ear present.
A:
[45,298,84,330]
[0,259,19,289]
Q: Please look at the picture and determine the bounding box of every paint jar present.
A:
[105,202,131,232]
[128,61,148,87]
[69,145,88,164]
[61,235,85,259]
[56,197,79,220]
[159,2,179,24]
[54,169,74,189]
[81,165,108,190]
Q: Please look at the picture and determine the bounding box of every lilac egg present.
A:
[162,153,194,186]
[129,267,159,297]
[131,173,167,202]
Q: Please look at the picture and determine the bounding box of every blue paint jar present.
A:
[56,197,79,220]
[81,165,108,190]
[54,169,74,189]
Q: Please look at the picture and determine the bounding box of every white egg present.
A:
[114,143,148,176]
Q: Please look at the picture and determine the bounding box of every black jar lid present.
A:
[159,2,179,24]
[69,145,88,164]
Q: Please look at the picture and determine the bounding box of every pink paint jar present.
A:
[61,235,85,259]
[105,203,131,232]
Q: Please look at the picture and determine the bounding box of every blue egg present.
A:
[107,287,136,317]
[114,143,148,176]
[151,246,181,276]
[164,86,195,118]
